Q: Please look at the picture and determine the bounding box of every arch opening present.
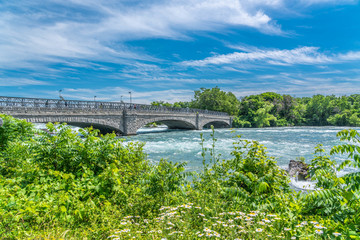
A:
[203,121,230,129]
[34,121,123,135]
[66,122,123,135]
[138,119,196,133]
[158,120,196,130]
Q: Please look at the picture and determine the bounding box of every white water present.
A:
[130,126,359,190]
[34,124,359,190]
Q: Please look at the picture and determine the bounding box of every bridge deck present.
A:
[0,96,228,116]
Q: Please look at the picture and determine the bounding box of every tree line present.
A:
[152,87,360,127]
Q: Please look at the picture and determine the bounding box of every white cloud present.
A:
[0,78,49,86]
[56,0,283,37]
[228,73,360,97]
[0,0,284,70]
[0,0,357,75]
[181,46,360,67]
[338,51,360,61]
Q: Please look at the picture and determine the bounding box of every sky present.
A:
[1,0,360,103]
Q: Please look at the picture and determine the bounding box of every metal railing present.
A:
[0,96,229,116]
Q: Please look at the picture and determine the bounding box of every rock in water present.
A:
[288,160,309,181]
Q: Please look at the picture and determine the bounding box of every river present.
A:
[129,126,357,171]
[34,124,359,189]
[131,126,359,189]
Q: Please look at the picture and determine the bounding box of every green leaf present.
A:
[60,206,67,212]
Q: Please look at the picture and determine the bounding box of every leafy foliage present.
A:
[234,92,360,128]
[0,116,150,238]
[151,87,240,116]
[0,114,34,151]
[301,131,360,238]
[1,114,359,239]
[191,87,240,115]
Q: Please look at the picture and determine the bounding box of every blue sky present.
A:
[1,0,360,103]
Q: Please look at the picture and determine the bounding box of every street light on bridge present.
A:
[129,91,132,105]
[94,96,96,102]
[59,89,62,99]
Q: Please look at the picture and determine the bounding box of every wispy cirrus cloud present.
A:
[0,78,50,87]
[227,72,360,97]
[1,0,359,101]
[0,0,284,70]
[338,51,360,61]
[181,46,360,67]
[0,0,357,70]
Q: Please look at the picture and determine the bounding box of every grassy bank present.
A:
[0,114,359,239]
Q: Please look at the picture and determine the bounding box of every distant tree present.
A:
[260,92,283,102]
[191,87,240,115]
[305,95,336,125]
[253,103,277,128]
[173,101,191,108]
[237,95,266,125]
[152,91,360,128]
[151,101,173,107]
[349,113,360,126]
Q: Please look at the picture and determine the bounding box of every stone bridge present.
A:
[0,96,232,135]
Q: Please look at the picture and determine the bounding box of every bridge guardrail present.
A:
[0,96,229,116]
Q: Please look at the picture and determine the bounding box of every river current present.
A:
[132,126,359,190]
[34,124,359,189]
[131,126,358,172]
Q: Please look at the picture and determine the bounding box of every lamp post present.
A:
[94,96,96,102]
[129,91,132,105]
[59,89,62,99]
[121,95,123,102]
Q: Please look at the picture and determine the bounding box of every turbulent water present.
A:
[130,126,358,170]
[34,123,359,190]
[133,126,359,190]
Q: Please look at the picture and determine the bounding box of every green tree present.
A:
[236,95,266,126]
[192,87,240,115]
[173,101,191,108]
[305,95,337,125]
[253,103,277,128]
[151,101,173,107]
[349,113,360,126]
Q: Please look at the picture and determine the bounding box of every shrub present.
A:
[0,118,149,238]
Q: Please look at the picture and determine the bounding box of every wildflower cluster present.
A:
[108,204,342,239]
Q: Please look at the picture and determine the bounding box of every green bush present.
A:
[233,117,252,128]
[0,115,358,239]
[275,118,289,127]
[0,114,34,151]
[0,116,149,238]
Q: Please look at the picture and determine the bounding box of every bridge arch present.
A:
[201,120,231,129]
[65,122,123,135]
[134,117,197,133]
[24,116,123,135]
